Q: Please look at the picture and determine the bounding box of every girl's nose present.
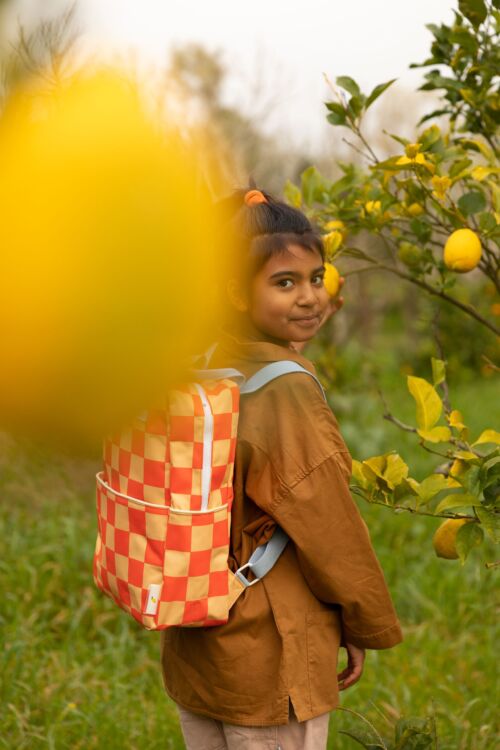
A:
[297,283,317,305]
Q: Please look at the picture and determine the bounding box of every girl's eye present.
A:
[313,274,325,285]
[277,279,294,288]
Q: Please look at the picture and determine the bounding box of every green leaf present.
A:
[419,124,443,150]
[301,166,326,206]
[327,111,347,126]
[458,0,487,28]
[478,212,497,232]
[449,157,472,178]
[417,426,452,443]
[348,96,363,118]
[337,729,385,749]
[336,76,361,99]
[395,717,434,749]
[473,429,500,446]
[415,474,450,505]
[283,180,302,208]
[457,191,486,216]
[456,521,484,563]
[476,507,500,542]
[407,376,443,431]
[365,79,397,108]
[410,218,432,243]
[435,494,482,514]
[325,101,347,125]
[431,358,446,386]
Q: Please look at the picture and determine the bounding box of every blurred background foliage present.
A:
[0,0,498,749]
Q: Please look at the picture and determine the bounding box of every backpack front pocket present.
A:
[161,503,230,627]
[94,473,231,630]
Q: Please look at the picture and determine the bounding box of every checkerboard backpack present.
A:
[93,351,325,630]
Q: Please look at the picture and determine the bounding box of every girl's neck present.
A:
[224,313,294,350]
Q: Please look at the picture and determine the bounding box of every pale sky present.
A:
[8,0,456,147]
[80,0,455,147]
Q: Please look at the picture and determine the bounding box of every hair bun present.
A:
[244,189,268,206]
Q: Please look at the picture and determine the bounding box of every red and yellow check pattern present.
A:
[93,378,240,629]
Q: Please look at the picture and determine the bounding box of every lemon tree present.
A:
[285,0,499,564]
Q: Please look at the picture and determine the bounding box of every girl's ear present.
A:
[226,278,249,312]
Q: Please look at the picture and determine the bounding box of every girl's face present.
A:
[232,244,330,347]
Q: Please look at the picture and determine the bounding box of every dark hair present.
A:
[217,188,324,282]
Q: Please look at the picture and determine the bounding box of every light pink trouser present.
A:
[176,703,330,750]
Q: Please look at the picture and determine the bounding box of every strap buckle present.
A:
[235,562,261,588]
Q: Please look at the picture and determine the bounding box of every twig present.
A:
[341,136,373,163]
[481,355,500,373]
[343,260,500,335]
[350,489,475,520]
[485,560,500,570]
[431,313,452,415]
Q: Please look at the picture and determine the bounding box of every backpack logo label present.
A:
[145,583,162,615]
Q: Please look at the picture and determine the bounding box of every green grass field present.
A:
[1,374,498,750]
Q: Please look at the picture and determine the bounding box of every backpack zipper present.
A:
[194,384,213,511]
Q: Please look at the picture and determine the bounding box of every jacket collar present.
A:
[212,329,317,375]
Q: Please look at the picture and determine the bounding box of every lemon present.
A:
[323,262,341,297]
[443,228,482,272]
[398,241,422,268]
[407,202,423,216]
[432,518,470,559]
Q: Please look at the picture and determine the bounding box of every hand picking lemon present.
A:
[443,228,482,272]
[323,262,341,297]
[432,518,470,559]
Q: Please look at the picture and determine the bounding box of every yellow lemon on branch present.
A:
[433,518,470,559]
[443,228,482,272]
[323,262,341,297]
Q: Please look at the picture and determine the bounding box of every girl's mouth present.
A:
[290,315,320,326]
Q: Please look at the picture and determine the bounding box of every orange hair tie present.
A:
[244,189,267,206]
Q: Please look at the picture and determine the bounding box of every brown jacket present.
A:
[160,332,402,726]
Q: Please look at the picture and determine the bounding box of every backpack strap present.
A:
[192,357,326,600]
[234,527,290,588]
[240,360,326,401]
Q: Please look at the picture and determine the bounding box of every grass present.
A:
[1,371,498,750]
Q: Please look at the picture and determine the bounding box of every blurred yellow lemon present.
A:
[323,262,341,297]
[433,518,470,559]
[407,202,424,216]
[443,228,482,272]
[398,241,422,268]
[0,69,224,445]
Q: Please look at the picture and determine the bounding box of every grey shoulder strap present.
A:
[235,527,289,588]
[240,360,326,401]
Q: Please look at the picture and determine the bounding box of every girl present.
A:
[160,188,403,750]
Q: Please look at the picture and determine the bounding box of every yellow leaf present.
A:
[448,409,466,429]
[407,375,443,430]
[362,455,387,482]
[472,429,500,446]
[383,454,409,489]
[417,426,452,443]
[351,459,369,487]
[471,166,499,182]
[453,450,479,461]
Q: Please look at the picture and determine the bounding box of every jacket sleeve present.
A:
[241,373,403,650]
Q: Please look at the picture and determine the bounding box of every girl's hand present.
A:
[337,642,365,690]
[319,275,345,327]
